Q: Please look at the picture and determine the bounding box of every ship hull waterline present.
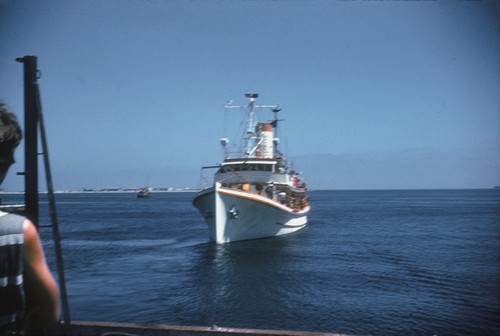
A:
[193,183,309,244]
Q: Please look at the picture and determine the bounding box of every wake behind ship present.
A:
[193,94,310,244]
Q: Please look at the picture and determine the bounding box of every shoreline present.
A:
[0,188,199,195]
[1,187,498,195]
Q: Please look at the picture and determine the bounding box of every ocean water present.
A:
[2,189,499,335]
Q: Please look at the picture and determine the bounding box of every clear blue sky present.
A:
[1,0,499,190]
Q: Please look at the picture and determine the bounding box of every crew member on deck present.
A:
[266,183,274,199]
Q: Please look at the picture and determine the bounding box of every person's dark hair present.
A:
[0,102,22,164]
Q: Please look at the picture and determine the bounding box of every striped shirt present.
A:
[0,212,25,333]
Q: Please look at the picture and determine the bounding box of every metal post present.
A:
[16,55,39,227]
[17,56,72,334]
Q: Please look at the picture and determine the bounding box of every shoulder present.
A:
[0,212,25,235]
[23,219,38,239]
[20,218,47,273]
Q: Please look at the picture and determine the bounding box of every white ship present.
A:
[193,93,310,244]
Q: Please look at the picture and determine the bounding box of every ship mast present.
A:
[223,93,280,158]
[244,93,258,157]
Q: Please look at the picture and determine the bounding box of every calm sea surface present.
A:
[2,189,499,335]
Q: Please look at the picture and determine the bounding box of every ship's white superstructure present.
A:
[193,94,310,243]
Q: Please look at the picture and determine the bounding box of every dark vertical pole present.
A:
[16,56,39,227]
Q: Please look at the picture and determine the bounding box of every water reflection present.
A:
[185,236,303,329]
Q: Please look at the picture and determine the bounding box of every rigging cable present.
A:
[35,83,71,335]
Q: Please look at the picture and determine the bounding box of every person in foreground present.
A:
[0,102,59,334]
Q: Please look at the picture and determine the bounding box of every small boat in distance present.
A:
[137,187,150,198]
[193,93,310,244]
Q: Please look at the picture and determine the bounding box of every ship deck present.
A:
[48,321,348,336]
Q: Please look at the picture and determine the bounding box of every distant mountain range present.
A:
[292,146,500,190]
[2,146,498,192]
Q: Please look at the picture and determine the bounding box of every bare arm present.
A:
[22,219,60,329]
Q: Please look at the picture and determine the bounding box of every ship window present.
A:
[221,163,275,172]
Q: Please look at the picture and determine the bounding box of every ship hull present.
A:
[193,183,309,244]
